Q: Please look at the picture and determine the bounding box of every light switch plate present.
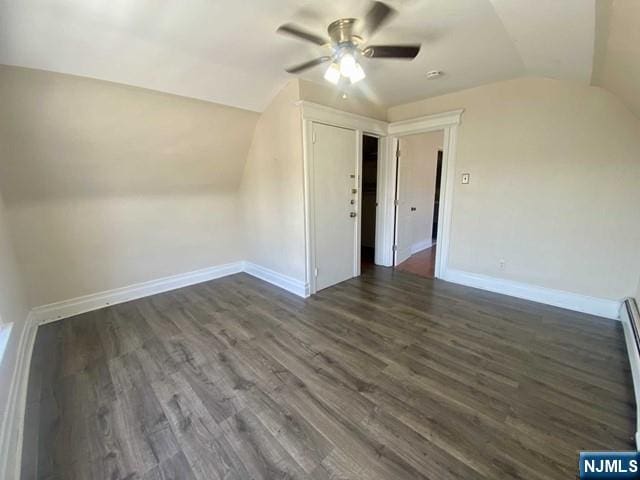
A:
[461,173,470,184]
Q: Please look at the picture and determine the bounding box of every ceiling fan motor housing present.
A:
[328,18,362,46]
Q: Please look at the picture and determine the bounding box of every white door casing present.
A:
[299,101,461,292]
[312,122,358,291]
[386,109,464,277]
[299,101,388,295]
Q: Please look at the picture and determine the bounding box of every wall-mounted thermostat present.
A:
[462,173,470,184]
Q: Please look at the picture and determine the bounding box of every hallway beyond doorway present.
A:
[396,244,436,278]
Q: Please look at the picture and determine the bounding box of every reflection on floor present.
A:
[396,244,437,278]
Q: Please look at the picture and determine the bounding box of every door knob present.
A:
[350,212,357,218]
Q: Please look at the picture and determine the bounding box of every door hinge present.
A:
[393,244,398,251]
[314,267,318,277]
[312,130,317,144]
[394,199,399,206]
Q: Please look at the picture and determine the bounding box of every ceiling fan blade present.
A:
[277,23,328,46]
[362,1,396,37]
[285,56,331,74]
[363,45,421,59]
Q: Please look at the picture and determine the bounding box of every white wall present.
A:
[240,81,306,282]
[389,77,640,300]
[0,66,259,306]
[0,191,29,476]
[399,131,443,252]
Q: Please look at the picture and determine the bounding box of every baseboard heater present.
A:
[621,297,640,449]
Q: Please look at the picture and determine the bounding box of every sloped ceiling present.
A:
[592,0,640,119]
[0,0,597,111]
[0,65,259,204]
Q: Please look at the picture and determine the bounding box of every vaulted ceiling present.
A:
[0,0,601,112]
[592,0,640,119]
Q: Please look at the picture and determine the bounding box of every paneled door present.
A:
[312,122,358,291]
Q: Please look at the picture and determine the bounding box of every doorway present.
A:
[360,135,378,270]
[393,130,444,278]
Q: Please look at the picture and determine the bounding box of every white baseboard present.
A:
[443,269,621,320]
[411,239,436,255]
[0,314,38,480]
[31,261,245,324]
[243,262,309,298]
[30,260,309,325]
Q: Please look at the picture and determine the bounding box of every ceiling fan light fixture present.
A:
[324,63,341,84]
[349,63,366,84]
[339,53,358,77]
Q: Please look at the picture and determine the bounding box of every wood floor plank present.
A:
[21,267,635,480]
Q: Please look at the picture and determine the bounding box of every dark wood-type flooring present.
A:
[396,245,437,278]
[21,267,635,479]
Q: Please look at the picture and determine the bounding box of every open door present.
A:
[394,142,412,265]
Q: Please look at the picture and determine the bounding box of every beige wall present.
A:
[298,79,387,121]
[0,65,259,305]
[240,81,306,281]
[389,77,640,300]
[399,131,443,250]
[0,194,28,328]
[0,191,29,472]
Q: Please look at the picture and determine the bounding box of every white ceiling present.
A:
[0,0,596,112]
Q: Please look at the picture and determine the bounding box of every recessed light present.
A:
[426,70,443,79]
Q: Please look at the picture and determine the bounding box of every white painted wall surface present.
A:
[240,81,307,282]
[0,65,258,306]
[389,77,640,300]
[398,131,443,252]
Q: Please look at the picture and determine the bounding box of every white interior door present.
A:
[312,122,358,291]
[394,140,412,265]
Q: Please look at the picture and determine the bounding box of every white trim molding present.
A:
[0,314,38,480]
[619,298,640,449]
[388,109,464,135]
[444,269,621,319]
[30,260,310,326]
[243,262,309,298]
[31,262,245,324]
[297,101,388,136]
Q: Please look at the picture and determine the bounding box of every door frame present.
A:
[299,101,387,295]
[384,109,464,278]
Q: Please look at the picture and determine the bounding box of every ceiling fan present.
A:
[277,1,420,85]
